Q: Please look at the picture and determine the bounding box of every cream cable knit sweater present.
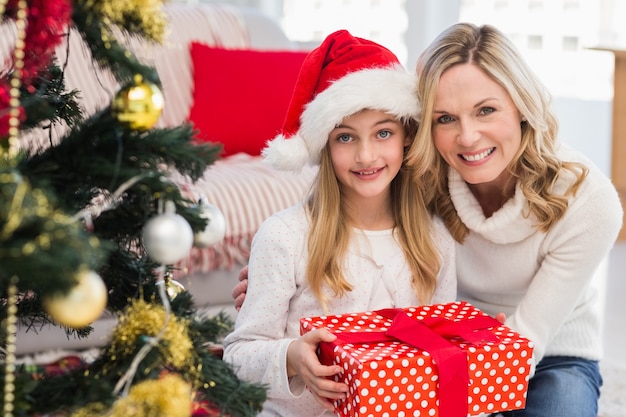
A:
[450,144,623,365]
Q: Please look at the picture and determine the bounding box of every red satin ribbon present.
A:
[320,308,501,417]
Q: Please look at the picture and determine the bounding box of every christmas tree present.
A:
[1,0,266,415]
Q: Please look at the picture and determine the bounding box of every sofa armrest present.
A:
[171,153,317,275]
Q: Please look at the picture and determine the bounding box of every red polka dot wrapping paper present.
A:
[299,301,534,417]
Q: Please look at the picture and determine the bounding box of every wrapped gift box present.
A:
[300,301,534,417]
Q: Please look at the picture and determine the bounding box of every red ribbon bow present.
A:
[320,308,502,417]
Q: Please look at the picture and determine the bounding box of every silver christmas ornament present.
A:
[142,201,194,265]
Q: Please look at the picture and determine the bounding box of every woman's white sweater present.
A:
[449,144,623,365]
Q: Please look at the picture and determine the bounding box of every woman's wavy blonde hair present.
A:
[305,117,440,311]
[409,22,588,243]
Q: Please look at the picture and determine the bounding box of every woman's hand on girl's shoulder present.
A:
[233,265,249,311]
[495,312,506,324]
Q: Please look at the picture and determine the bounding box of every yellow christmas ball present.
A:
[44,270,108,329]
[112,74,164,130]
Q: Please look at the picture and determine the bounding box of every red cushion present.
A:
[188,42,308,157]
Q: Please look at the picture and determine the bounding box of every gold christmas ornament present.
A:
[164,272,186,300]
[112,74,164,130]
[43,269,108,329]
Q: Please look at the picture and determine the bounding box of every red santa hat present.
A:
[262,30,420,171]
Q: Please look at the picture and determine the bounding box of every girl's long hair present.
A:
[305,118,440,311]
[410,23,588,242]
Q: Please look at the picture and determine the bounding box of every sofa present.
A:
[11,3,318,355]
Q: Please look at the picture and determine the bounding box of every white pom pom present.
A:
[262,134,310,171]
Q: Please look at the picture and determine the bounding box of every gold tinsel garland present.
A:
[106,298,196,370]
[83,0,167,43]
[71,374,193,417]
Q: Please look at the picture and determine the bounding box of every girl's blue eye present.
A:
[378,130,392,139]
[337,134,352,143]
[480,107,495,115]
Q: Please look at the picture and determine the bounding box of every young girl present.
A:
[222,30,456,417]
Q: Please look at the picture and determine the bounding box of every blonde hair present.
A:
[410,23,588,242]
[305,118,440,311]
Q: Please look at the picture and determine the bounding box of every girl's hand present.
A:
[287,329,349,411]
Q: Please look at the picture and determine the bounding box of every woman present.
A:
[412,23,623,417]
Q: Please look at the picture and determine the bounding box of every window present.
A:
[563,0,580,12]
[562,36,578,51]
[458,0,617,99]
[528,35,543,50]
[528,0,542,12]
[495,0,508,11]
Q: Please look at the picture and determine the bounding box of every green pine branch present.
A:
[70,2,160,86]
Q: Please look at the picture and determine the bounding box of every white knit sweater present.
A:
[450,144,623,365]
[223,203,456,417]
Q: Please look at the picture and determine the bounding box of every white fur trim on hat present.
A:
[263,65,419,172]
[261,133,310,170]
